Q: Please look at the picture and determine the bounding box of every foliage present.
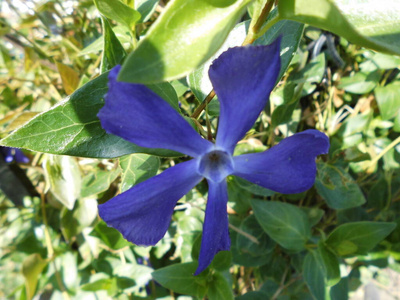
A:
[0,0,399,299]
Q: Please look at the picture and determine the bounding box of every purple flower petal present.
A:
[210,40,281,153]
[98,66,212,157]
[233,130,329,194]
[195,179,230,275]
[98,159,203,246]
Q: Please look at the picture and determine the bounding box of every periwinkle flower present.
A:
[0,146,29,164]
[97,39,329,275]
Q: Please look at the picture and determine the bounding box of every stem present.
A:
[368,135,400,168]
[190,0,276,119]
[242,0,275,46]
[229,223,260,245]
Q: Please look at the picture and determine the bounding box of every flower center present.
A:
[198,150,234,183]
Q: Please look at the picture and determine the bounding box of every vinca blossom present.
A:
[0,146,29,164]
[97,39,329,275]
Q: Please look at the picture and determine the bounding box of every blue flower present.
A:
[97,39,329,275]
[0,146,29,164]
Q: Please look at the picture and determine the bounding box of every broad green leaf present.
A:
[56,62,80,95]
[330,277,349,300]
[43,155,81,210]
[81,169,120,198]
[22,254,49,300]
[151,262,208,298]
[211,251,232,271]
[119,153,159,192]
[338,70,381,94]
[0,72,178,158]
[93,0,140,29]
[251,200,311,251]
[61,198,98,241]
[101,17,127,73]
[375,81,400,120]
[92,221,132,250]
[236,215,275,257]
[135,0,159,22]
[325,222,396,256]
[315,163,366,210]
[278,0,400,55]
[303,250,327,300]
[118,0,252,83]
[81,277,118,294]
[207,272,234,300]
[318,241,340,286]
[188,15,303,103]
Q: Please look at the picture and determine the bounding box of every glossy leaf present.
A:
[93,0,140,29]
[119,153,160,192]
[152,262,208,298]
[315,163,366,210]
[0,72,178,158]
[101,17,126,73]
[325,221,396,256]
[118,0,252,83]
[43,155,81,210]
[81,169,120,198]
[251,200,311,251]
[278,0,400,55]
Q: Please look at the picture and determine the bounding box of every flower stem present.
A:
[191,0,276,119]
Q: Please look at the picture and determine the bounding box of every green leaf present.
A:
[151,262,208,298]
[22,254,49,300]
[56,62,80,95]
[289,53,326,96]
[325,221,396,256]
[81,169,120,198]
[278,0,400,55]
[207,272,234,300]
[236,291,270,300]
[236,215,275,257]
[119,153,159,192]
[315,163,366,210]
[338,70,381,94]
[61,198,98,241]
[93,0,140,29]
[118,0,252,83]
[318,241,340,286]
[234,177,275,197]
[375,81,400,120]
[92,221,132,250]
[0,72,178,158]
[43,155,81,210]
[211,251,232,272]
[135,0,159,22]
[251,200,311,251]
[303,250,327,300]
[81,277,118,294]
[101,17,127,73]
